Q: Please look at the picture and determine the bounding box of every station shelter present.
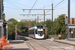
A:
[67,18,75,41]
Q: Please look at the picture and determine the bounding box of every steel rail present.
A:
[28,38,49,50]
[40,40,66,50]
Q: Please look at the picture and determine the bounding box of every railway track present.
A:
[19,36,49,50]
[38,40,66,50]
[18,36,75,50]
[26,38,49,50]
[35,40,75,50]
[26,41,36,50]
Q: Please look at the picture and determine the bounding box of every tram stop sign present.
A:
[15,33,18,35]
[58,35,61,37]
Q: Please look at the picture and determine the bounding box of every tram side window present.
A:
[43,29,45,34]
[0,26,1,36]
[30,29,34,34]
[35,29,37,34]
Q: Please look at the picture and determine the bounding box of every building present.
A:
[70,18,75,38]
[67,18,75,41]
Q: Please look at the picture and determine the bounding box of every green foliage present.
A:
[45,19,52,35]
[2,0,3,13]
[2,14,5,21]
[2,0,5,21]
[7,18,17,39]
[53,14,66,34]
[8,24,15,40]
[8,14,67,39]
[57,14,66,33]
[61,33,67,39]
[7,18,35,39]
[45,14,66,39]
[38,21,44,26]
[8,18,17,22]
[31,21,35,27]
[59,33,67,39]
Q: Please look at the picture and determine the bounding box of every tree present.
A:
[8,24,15,39]
[56,14,66,34]
[45,14,66,39]
[45,19,52,35]
[8,18,17,22]
[2,0,5,21]
[38,21,44,26]
[7,18,34,39]
[7,18,17,39]
[53,14,66,39]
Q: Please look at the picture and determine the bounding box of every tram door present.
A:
[70,28,75,38]
[73,28,75,38]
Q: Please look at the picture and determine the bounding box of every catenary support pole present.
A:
[35,18,36,26]
[67,0,70,39]
[15,25,17,40]
[0,0,2,38]
[68,0,70,24]
[44,10,45,26]
[0,0,2,19]
[52,3,53,37]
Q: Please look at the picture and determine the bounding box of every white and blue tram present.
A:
[29,26,45,39]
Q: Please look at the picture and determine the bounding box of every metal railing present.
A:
[48,35,59,40]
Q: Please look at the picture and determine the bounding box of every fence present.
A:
[48,35,59,40]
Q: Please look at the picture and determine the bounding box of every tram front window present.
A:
[38,31,43,36]
[38,31,43,33]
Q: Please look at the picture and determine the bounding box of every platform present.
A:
[5,40,29,50]
[54,40,75,46]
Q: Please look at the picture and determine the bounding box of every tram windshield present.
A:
[38,31,43,34]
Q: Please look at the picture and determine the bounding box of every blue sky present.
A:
[3,0,75,21]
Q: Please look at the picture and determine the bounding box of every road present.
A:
[18,36,75,50]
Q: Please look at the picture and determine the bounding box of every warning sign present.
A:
[15,33,18,35]
[58,35,61,37]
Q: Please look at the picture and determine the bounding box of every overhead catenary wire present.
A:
[55,7,67,10]
[28,1,52,18]
[4,0,31,8]
[34,4,52,18]
[29,0,37,12]
[39,4,52,9]
[39,0,64,21]
[46,0,64,13]
[5,0,65,18]
[4,0,22,9]
[4,7,22,10]
[27,0,37,18]
[53,0,64,8]
[4,0,65,11]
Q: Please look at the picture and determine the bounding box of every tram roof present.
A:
[29,26,36,30]
[29,26,44,30]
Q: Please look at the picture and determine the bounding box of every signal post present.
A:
[0,0,3,38]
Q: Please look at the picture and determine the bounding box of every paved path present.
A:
[21,36,75,50]
[10,35,75,50]
[5,40,29,50]
[54,40,75,46]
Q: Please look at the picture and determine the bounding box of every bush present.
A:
[61,33,67,39]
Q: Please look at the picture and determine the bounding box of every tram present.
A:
[29,26,45,39]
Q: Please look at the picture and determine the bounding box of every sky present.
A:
[3,0,75,21]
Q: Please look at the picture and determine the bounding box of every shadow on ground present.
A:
[9,40,24,44]
[4,48,29,50]
[19,36,29,41]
